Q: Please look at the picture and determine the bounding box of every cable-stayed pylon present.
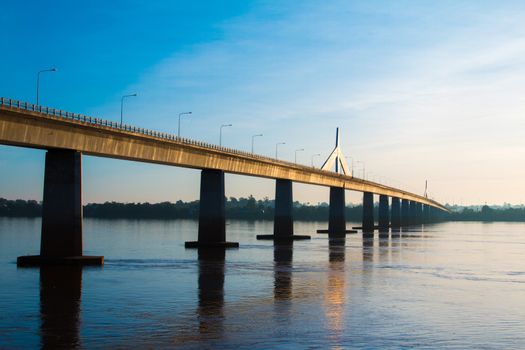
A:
[321,127,351,176]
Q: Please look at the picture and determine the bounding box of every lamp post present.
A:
[311,153,321,167]
[219,124,232,146]
[36,68,57,105]
[120,93,137,124]
[356,161,365,179]
[177,111,192,137]
[345,156,354,176]
[294,148,304,163]
[251,133,263,153]
[275,142,285,159]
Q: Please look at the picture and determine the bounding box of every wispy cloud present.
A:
[93,0,525,203]
[5,1,523,204]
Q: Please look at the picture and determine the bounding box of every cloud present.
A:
[114,1,525,203]
[26,0,522,204]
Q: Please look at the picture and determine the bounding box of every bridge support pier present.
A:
[17,150,103,266]
[378,195,389,238]
[401,199,410,227]
[316,187,356,236]
[409,201,418,226]
[328,187,346,238]
[391,197,401,228]
[257,179,310,241]
[186,169,239,248]
[362,192,374,237]
[391,197,401,237]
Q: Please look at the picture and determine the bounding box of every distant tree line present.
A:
[2,197,525,222]
[0,196,359,221]
[0,198,41,217]
[447,205,525,222]
[78,196,364,221]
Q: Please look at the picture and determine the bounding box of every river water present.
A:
[1,218,525,349]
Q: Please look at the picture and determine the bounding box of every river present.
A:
[1,218,525,349]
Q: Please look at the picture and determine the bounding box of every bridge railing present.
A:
[0,97,323,171]
[0,97,444,206]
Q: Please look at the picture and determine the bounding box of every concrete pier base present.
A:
[256,234,310,241]
[185,241,239,248]
[257,179,310,241]
[352,225,382,230]
[316,229,357,234]
[362,192,374,237]
[378,195,389,237]
[17,255,103,266]
[186,169,239,248]
[17,150,103,266]
[391,197,401,229]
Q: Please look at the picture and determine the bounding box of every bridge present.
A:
[0,97,448,266]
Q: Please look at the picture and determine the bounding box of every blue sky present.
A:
[2,0,525,205]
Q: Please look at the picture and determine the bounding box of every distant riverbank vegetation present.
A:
[1,197,525,222]
[0,196,350,221]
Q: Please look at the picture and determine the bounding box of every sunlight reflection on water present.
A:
[1,219,525,348]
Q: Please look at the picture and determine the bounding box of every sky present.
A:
[1,0,525,205]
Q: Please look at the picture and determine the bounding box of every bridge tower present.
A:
[320,128,353,238]
[320,127,351,176]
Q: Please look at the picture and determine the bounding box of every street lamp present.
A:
[36,68,57,105]
[177,111,192,137]
[251,133,263,153]
[345,156,354,176]
[219,124,232,146]
[275,142,285,159]
[311,153,321,167]
[356,161,365,179]
[294,148,304,163]
[120,93,137,124]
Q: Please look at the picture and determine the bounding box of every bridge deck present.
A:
[0,98,447,211]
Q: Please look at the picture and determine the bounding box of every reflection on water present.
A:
[273,244,293,301]
[2,218,525,349]
[325,239,346,346]
[197,249,225,339]
[391,227,401,238]
[362,236,374,262]
[39,266,82,350]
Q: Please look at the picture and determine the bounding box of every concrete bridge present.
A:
[0,97,448,266]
